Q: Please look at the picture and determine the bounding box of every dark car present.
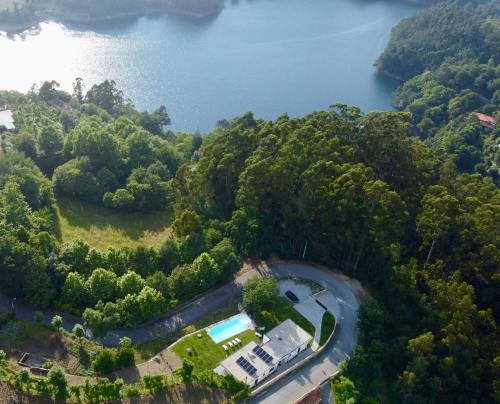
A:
[285,290,299,304]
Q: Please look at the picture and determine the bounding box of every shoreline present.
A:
[373,62,406,82]
[0,5,224,34]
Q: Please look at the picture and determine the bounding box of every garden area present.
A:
[134,301,241,362]
[172,329,260,376]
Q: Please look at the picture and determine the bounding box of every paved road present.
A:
[252,262,363,404]
[0,267,259,346]
[0,261,363,403]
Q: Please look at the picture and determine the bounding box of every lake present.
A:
[0,0,421,132]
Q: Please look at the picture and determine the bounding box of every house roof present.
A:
[473,112,498,124]
[0,109,15,130]
[217,340,270,383]
[263,319,313,360]
[216,319,313,384]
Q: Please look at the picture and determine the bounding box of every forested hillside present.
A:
[378,1,499,80]
[0,0,498,402]
[378,0,500,182]
[0,82,241,336]
[0,89,498,403]
[174,106,498,403]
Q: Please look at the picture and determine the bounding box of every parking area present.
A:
[278,279,337,350]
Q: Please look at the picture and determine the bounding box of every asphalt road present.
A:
[0,261,363,403]
[251,262,363,404]
[0,267,259,346]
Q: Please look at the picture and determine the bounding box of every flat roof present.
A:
[263,319,313,359]
[218,340,269,383]
[217,319,313,384]
[0,109,15,130]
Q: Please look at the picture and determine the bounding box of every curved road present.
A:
[251,262,363,403]
[0,261,363,403]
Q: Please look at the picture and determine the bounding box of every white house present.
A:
[0,108,15,130]
[214,319,312,386]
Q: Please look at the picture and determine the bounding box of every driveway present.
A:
[279,279,327,349]
[252,262,363,404]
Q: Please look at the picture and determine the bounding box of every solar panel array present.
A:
[236,356,257,376]
[253,345,273,364]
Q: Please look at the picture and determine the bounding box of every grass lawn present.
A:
[171,329,260,375]
[319,311,336,346]
[135,301,240,362]
[254,297,316,337]
[55,196,173,251]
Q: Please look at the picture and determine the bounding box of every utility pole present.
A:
[302,240,308,259]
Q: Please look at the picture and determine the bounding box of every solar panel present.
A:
[253,345,274,364]
[236,356,257,376]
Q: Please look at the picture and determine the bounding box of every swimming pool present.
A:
[208,313,254,344]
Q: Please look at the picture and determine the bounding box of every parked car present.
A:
[285,290,299,303]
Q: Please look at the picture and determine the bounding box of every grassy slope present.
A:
[55,196,172,251]
[319,311,335,347]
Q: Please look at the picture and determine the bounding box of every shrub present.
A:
[178,359,194,381]
[242,277,278,314]
[0,311,15,327]
[92,349,115,374]
[115,347,135,369]
[72,323,85,341]
[143,374,164,393]
[34,311,44,325]
[123,384,140,397]
[51,315,63,330]
[48,366,68,399]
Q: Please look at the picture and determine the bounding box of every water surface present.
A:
[0,0,421,131]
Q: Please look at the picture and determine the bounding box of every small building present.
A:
[0,108,15,131]
[214,319,312,386]
[472,112,498,129]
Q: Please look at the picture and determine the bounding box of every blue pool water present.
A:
[208,313,254,344]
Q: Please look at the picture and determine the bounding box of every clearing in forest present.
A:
[55,197,172,251]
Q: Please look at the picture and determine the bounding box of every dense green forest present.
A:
[0,0,498,403]
[0,82,241,336]
[378,0,500,182]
